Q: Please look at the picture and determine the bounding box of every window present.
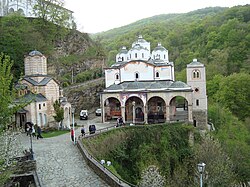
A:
[142,53,144,58]
[196,71,200,78]
[135,53,137,58]
[135,72,139,80]
[195,88,199,92]
[156,71,160,78]
[196,99,199,106]
[164,54,166,59]
[43,103,46,107]
[193,70,201,79]
[39,104,41,109]
[115,73,119,80]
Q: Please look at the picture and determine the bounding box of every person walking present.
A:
[70,128,75,142]
[81,126,85,137]
[37,126,43,139]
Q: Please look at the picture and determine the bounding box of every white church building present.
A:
[15,50,72,129]
[0,0,73,19]
[101,35,208,128]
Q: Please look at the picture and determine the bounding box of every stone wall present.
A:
[77,140,133,187]
[193,110,207,130]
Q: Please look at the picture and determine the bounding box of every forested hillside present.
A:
[0,13,105,84]
[94,5,250,78]
[94,5,250,185]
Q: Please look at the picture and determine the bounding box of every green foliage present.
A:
[33,0,74,29]
[75,68,102,83]
[83,124,196,185]
[214,73,250,121]
[0,53,15,130]
[208,103,250,185]
[53,100,64,123]
[94,5,250,77]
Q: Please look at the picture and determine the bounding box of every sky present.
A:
[64,0,249,33]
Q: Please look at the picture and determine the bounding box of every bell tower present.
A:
[187,59,207,129]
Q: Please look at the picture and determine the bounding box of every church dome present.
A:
[28,50,43,57]
[152,43,167,52]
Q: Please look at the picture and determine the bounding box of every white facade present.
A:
[0,0,35,17]
[186,59,207,111]
[106,36,174,88]
[101,35,208,129]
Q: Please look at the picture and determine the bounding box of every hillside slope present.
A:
[93,5,250,80]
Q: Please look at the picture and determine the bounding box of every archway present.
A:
[17,8,24,15]
[125,96,144,124]
[104,97,121,121]
[147,96,166,124]
[8,8,14,14]
[169,96,188,122]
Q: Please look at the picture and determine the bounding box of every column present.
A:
[188,104,193,123]
[121,106,125,123]
[144,105,148,124]
[166,105,170,122]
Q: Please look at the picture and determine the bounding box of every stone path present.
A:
[19,118,115,187]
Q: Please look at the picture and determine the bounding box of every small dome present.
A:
[153,43,167,52]
[118,46,128,54]
[28,50,43,56]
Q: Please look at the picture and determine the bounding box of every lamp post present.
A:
[198,162,206,187]
[132,101,135,124]
[72,107,75,145]
[30,133,33,160]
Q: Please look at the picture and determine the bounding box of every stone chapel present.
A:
[15,50,72,128]
[100,35,208,129]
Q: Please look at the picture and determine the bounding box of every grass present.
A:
[42,130,70,138]
[106,165,122,178]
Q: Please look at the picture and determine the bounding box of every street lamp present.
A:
[132,101,135,124]
[198,162,206,187]
[71,107,75,145]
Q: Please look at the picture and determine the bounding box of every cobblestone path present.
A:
[20,127,110,187]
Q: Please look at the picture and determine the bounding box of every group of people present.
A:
[25,122,43,139]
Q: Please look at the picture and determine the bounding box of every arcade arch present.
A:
[125,96,144,123]
[169,96,188,122]
[104,97,121,121]
[147,96,166,124]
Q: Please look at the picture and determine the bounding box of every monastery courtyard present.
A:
[19,115,113,187]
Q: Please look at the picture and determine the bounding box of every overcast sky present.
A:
[64,0,249,33]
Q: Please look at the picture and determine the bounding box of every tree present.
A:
[215,72,250,121]
[194,136,236,187]
[33,0,74,29]
[0,53,14,130]
[53,100,64,129]
[0,53,23,186]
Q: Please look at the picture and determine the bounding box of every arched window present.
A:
[196,71,200,78]
[156,71,160,78]
[115,73,119,80]
[135,72,139,80]
[192,70,201,79]
[193,72,196,78]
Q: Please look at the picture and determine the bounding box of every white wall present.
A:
[105,69,120,87]
[120,62,154,82]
